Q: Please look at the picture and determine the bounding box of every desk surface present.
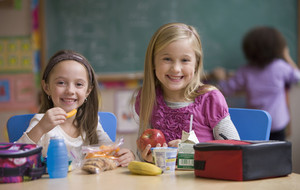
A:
[1,167,299,190]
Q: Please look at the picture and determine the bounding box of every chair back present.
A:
[229,108,272,140]
[98,112,117,142]
[7,114,34,143]
[6,112,117,142]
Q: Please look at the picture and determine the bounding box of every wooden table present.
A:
[1,167,299,190]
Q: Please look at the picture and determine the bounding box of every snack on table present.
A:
[85,145,120,160]
[81,143,122,174]
[82,157,118,174]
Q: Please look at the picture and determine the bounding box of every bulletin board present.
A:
[44,0,298,74]
[0,36,38,111]
[0,36,33,73]
[0,74,37,110]
[114,90,139,133]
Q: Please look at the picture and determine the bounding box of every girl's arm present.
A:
[212,67,227,81]
[213,115,240,140]
[283,46,298,69]
[23,107,67,143]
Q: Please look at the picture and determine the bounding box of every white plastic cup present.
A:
[151,147,178,173]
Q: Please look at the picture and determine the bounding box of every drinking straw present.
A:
[189,114,193,132]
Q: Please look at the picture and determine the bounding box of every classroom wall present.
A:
[288,85,300,174]
[0,0,37,142]
[0,0,31,36]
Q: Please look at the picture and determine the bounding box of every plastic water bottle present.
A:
[47,137,69,178]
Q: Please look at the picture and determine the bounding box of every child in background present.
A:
[134,23,240,162]
[213,26,300,141]
[17,50,135,166]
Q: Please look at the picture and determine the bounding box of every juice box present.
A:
[177,142,195,169]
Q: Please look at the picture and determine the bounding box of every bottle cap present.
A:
[50,135,64,140]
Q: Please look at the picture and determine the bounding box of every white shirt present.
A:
[17,114,112,158]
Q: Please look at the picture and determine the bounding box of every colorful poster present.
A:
[0,80,10,102]
[0,36,33,73]
[0,74,37,110]
[115,90,139,133]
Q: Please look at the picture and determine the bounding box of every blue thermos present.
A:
[47,137,69,178]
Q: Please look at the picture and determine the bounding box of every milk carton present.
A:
[177,130,199,169]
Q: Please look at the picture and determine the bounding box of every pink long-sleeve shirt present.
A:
[135,87,229,142]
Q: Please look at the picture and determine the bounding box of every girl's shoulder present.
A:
[194,88,227,106]
[264,59,297,76]
[194,89,229,118]
[27,114,44,124]
[244,59,289,71]
[195,88,223,99]
[33,113,44,120]
[271,58,293,69]
[196,85,222,97]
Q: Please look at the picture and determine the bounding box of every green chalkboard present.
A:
[45,0,297,74]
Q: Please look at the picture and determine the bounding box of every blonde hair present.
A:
[137,23,216,134]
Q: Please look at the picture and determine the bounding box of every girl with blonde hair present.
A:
[134,23,240,162]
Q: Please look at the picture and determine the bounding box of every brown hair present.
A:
[242,26,287,68]
[40,50,100,144]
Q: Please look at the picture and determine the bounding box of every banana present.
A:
[66,109,77,118]
[128,161,162,176]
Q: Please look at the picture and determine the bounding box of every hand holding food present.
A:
[137,129,166,151]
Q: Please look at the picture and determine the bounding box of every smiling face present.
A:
[154,39,197,101]
[42,60,91,112]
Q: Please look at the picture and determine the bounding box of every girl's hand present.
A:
[212,67,227,81]
[168,139,181,147]
[137,141,168,163]
[39,107,68,134]
[114,148,135,167]
[27,107,67,143]
[283,46,298,69]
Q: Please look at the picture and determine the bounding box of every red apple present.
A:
[138,129,166,151]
